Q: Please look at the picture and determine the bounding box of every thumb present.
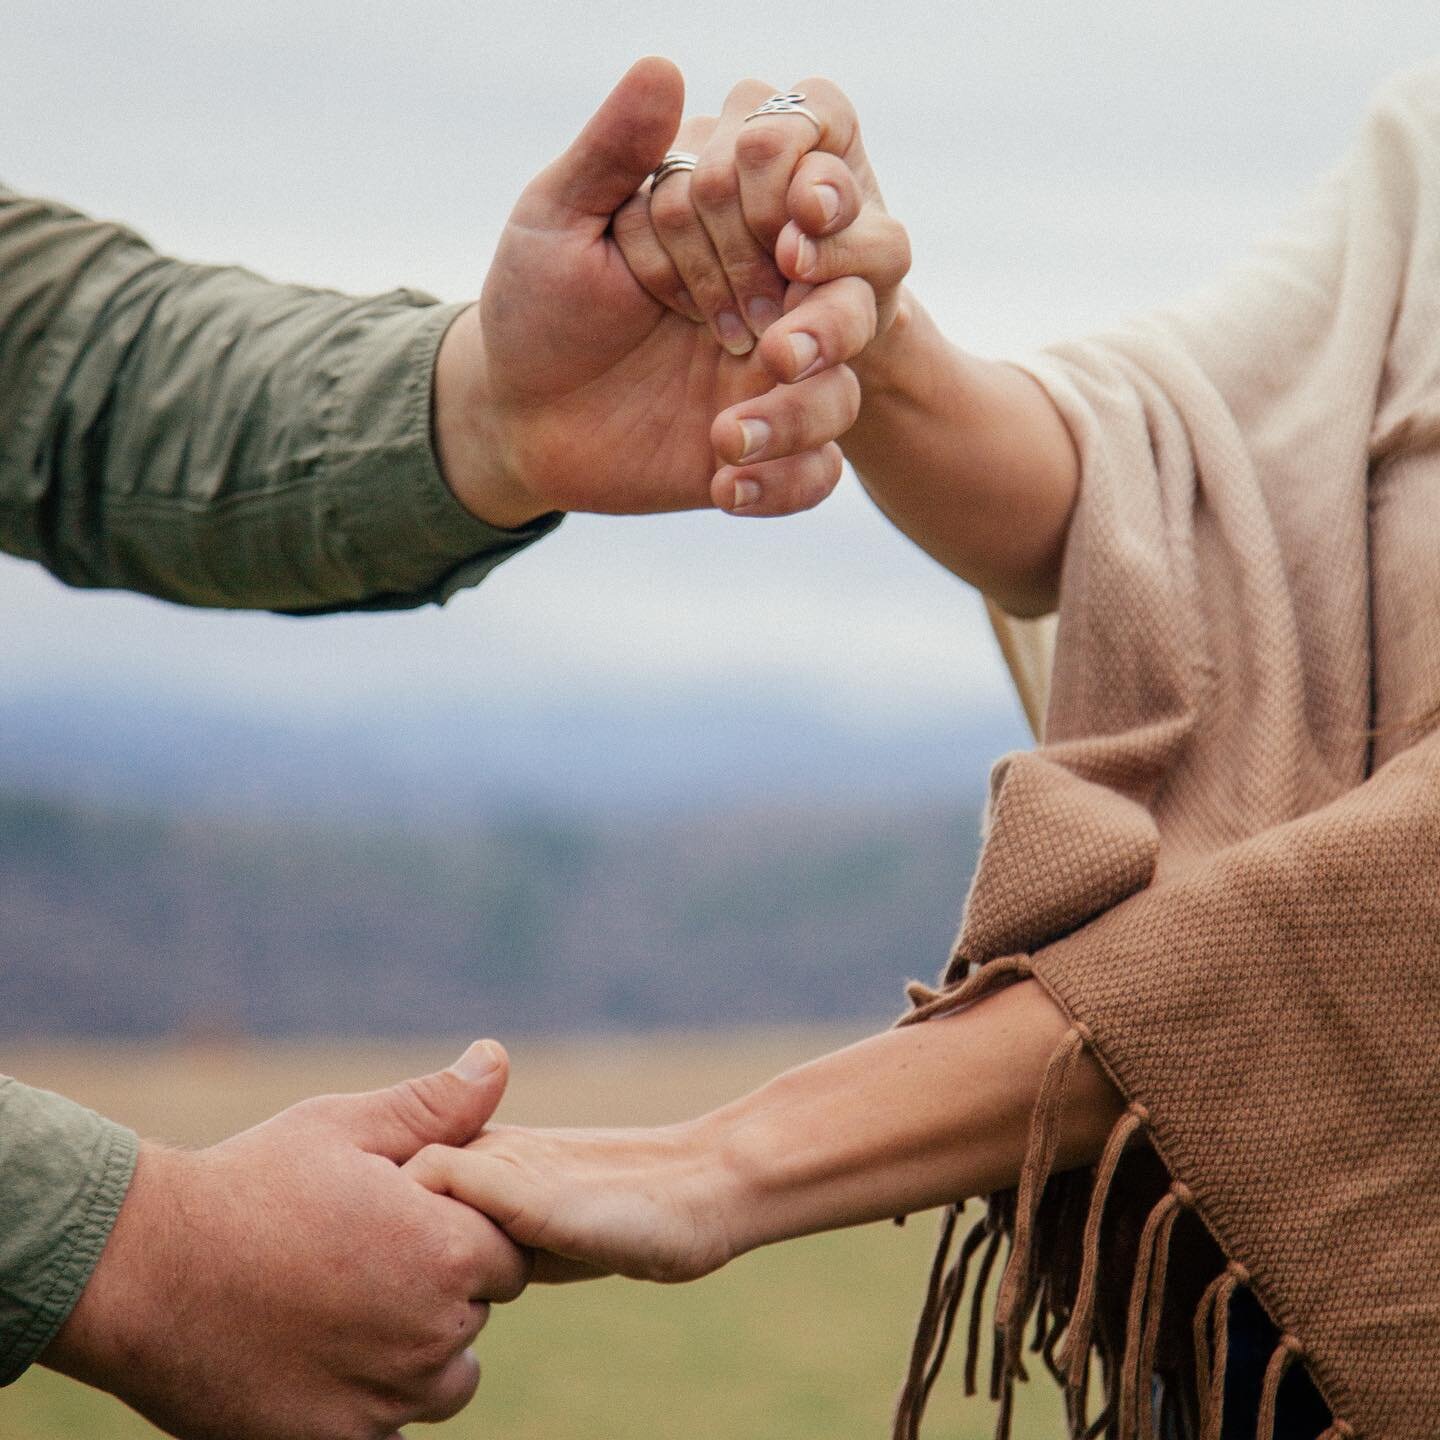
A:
[342,1040,510,1163]
[525,55,684,227]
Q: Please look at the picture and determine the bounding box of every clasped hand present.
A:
[441,58,909,529]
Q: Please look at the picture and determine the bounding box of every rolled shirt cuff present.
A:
[287,297,561,614]
[0,1078,139,1385]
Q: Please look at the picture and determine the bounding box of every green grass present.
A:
[2,1218,1064,1440]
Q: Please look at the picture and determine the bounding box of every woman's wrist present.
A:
[678,983,1124,1264]
[844,292,1080,616]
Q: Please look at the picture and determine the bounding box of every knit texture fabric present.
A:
[897,65,1440,1440]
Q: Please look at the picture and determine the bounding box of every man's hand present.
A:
[42,1042,529,1440]
[435,57,878,524]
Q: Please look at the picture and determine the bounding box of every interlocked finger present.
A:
[785,149,865,243]
[777,207,912,307]
[689,79,791,343]
[734,75,865,250]
[646,113,757,355]
[712,441,846,517]
[408,1347,482,1425]
[711,362,862,470]
[613,190,702,322]
[757,275,878,385]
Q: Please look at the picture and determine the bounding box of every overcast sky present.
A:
[3,1,1437,732]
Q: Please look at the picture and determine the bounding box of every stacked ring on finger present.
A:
[648,150,699,192]
[743,92,821,129]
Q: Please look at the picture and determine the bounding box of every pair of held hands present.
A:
[51,1041,705,1440]
[437,57,910,532]
[43,60,909,1440]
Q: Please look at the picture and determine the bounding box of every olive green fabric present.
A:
[0,183,557,1383]
[0,183,558,610]
[0,1081,138,1384]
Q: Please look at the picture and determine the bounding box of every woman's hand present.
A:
[604,77,911,513]
[403,1121,741,1285]
[613,77,912,354]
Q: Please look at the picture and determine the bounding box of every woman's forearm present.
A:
[846,291,1081,618]
[403,980,1123,1283]
[705,979,1122,1258]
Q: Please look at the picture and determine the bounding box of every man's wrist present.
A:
[43,1141,185,1389]
[432,303,550,531]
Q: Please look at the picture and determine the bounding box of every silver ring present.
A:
[743,92,821,130]
[648,150,699,191]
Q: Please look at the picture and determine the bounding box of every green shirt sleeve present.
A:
[0,1078,138,1385]
[0,186,561,1383]
[0,183,559,610]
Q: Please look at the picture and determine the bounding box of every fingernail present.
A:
[787,331,820,378]
[736,418,771,462]
[716,310,755,356]
[814,183,841,227]
[746,296,783,334]
[450,1039,503,1082]
[732,478,762,509]
[793,234,818,278]
[677,288,701,320]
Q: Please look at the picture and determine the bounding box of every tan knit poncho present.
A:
[894,66,1440,1440]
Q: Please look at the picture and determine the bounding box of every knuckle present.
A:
[356,1392,411,1440]
[726,254,780,297]
[399,1310,470,1377]
[729,76,771,107]
[426,1356,482,1421]
[285,1094,335,1127]
[690,160,739,211]
[803,473,839,511]
[431,1317,471,1370]
[809,446,845,495]
[437,1229,477,1287]
[389,1078,449,1134]
[445,1360,482,1413]
[413,1141,447,1172]
[798,75,847,114]
[495,1248,532,1302]
[631,254,678,298]
[887,223,913,281]
[769,408,803,455]
[611,197,654,244]
[734,123,790,172]
[648,183,695,234]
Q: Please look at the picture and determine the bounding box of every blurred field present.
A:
[1,1030,1063,1440]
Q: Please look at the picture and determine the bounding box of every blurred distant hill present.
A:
[0,788,983,1038]
[0,690,1025,823]
[0,692,1025,1038]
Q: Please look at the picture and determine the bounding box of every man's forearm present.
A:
[0,187,554,613]
[846,291,1080,617]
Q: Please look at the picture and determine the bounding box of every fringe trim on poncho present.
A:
[891,65,1440,1440]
